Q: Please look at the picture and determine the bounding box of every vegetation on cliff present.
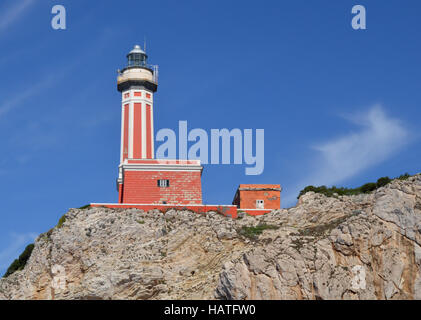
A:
[298,173,411,199]
[3,244,34,278]
[238,223,279,240]
[3,211,71,278]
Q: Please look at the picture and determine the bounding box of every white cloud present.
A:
[0,75,56,118]
[0,28,119,119]
[283,105,410,207]
[310,105,408,185]
[0,0,35,33]
[0,232,38,273]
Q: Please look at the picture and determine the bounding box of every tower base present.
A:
[117,159,203,205]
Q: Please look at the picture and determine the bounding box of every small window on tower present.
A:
[124,92,130,99]
[157,179,170,188]
[134,92,142,97]
[146,93,151,99]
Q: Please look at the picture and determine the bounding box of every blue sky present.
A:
[0,0,420,274]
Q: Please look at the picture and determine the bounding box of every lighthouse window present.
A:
[146,93,151,99]
[134,92,142,97]
[157,179,170,188]
[124,92,130,99]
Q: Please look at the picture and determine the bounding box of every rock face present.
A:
[1,174,421,300]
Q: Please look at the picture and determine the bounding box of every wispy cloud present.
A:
[283,105,410,207]
[0,28,119,176]
[0,0,35,33]
[310,105,409,185]
[0,28,119,119]
[0,232,38,274]
[0,75,57,118]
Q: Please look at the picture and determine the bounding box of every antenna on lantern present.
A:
[144,37,147,54]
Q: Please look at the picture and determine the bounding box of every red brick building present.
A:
[118,159,202,204]
[232,184,282,210]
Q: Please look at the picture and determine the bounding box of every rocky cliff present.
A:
[1,174,421,300]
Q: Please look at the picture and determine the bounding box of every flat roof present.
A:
[238,184,281,190]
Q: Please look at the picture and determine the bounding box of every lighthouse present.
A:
[90,44,280,218]
[116,45,203,205]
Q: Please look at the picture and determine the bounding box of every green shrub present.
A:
[3,244,35,278]
[298,173,412,199]
[398,173,411,180]
[360,183,377,193]
[79,204,91,209]
[56,214,67,229]
[298,185,359,198]
[376,176,391,188]
[239,224,279,240]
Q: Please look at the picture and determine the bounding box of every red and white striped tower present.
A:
[118,45,157,163]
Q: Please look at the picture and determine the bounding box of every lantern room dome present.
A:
[129,45,146,55]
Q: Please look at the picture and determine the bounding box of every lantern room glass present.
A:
[127,52,147,67]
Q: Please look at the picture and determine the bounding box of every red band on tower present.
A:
[133,103,142,159]
[146,104,152,159]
